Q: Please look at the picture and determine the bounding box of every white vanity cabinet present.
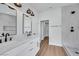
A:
[2,36,40,56]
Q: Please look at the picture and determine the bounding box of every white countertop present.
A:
[0,34,40,55]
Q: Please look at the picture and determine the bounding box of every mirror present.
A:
[23,14,32,35]
[0,3,17,36]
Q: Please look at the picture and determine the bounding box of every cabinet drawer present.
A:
[16,42,38,56]
[2,38,39,56]
[3,42,37,56]
[20,46,39,56]
[17,46,35,56]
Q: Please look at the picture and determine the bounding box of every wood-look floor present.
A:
[36,37,66,56]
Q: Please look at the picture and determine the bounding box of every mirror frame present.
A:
[22,14,32,34]
[0,3,17,35]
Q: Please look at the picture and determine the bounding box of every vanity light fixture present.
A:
[14,3,22,7]
[27,8,35,16]
[27,8,32,14]
[31,12,34,16]
[8,6,15,10]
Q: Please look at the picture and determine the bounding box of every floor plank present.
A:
[36,37,65,56]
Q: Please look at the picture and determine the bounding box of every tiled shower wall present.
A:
[62,4,79,49]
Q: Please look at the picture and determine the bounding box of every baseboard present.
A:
[49,42,62,47]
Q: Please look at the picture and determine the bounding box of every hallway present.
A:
[36,37,65,56]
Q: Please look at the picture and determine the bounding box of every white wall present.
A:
[31,14,39,35]
[39,7,62,46]
[16,10,23,35]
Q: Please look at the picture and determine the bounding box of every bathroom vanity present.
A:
[0,35,40,56]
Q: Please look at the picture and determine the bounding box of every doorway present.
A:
[40,20,49,48]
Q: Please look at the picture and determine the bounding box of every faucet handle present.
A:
[10,37,12,41]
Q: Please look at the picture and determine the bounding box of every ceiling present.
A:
[22,3,76,13]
